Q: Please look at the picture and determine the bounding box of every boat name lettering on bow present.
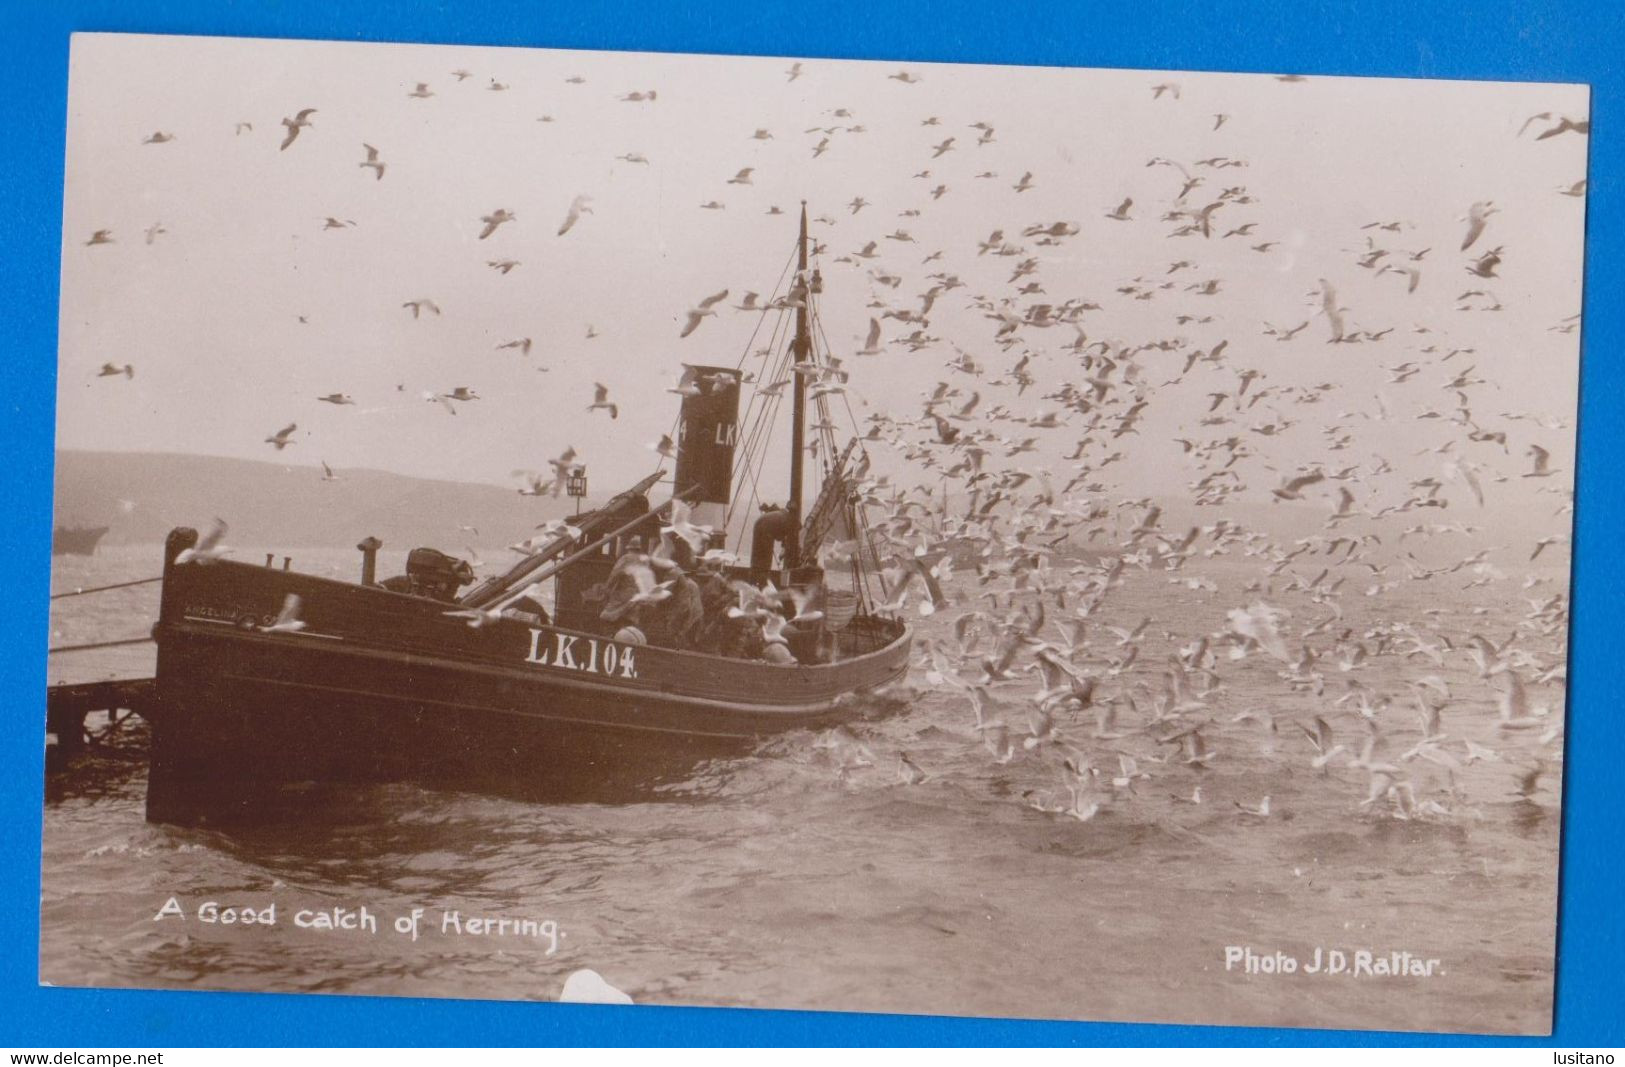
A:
[525,628,638,678]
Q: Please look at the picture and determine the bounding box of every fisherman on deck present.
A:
[380,547,475,602]
[691,562,738,654]
[657,567,706,649]
[595,535,656,634]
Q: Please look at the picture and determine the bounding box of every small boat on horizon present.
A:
[144,207,915,824]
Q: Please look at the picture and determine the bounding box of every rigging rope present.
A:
[49,636,155,654]
[50,576,162,600]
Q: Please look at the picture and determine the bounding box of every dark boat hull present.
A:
[53,526,109,556]
[147,531,912,823]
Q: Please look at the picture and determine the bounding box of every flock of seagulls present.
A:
[81,53,1581,831]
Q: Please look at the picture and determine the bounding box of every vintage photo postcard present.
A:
[44,32,1585,1034]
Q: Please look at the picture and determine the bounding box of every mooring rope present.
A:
[48,636,155,654]
[49,576,162,600]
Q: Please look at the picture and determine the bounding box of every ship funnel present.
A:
[673,364,742,533]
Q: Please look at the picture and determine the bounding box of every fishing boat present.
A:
[144,207,913,824]
[52,525,109,556]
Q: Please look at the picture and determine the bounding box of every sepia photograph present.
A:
[42,31,1584,1035]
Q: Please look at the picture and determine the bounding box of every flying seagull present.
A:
[264,423,298,450]
[1460,201,1497,251]
[587,382,619,419]
[558,195,593,236]
[680,290,730,338]
[359,144,386,180]
[279,109,316,150]
[478,209,515,239]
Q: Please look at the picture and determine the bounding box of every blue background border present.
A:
[2,0,1619,1047]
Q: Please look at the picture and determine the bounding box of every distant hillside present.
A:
[51,450,1571,573]
[52,451,591,551]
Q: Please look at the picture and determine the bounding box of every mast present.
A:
[787,202,810,568]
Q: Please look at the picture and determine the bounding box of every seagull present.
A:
[359,143,386,180]
[141,131,175,145]
[279,108,316,150]
[680,290,729,338]
[320,460,339,482]
[1460,201,1497,251]
[144,222,167,244]
[587,382,619,419]
[1496,672,1548,731]
[1512,762,1547,803]
[496,338,532,355]
[1530,534,1568,561]
[1317,278,1347,341]
[1176,728,1214,767]
[856,317,885,356]
[478,208,515,239]
[1105,198,1132,221]
[85,230,113,246]
[316,393,355,405]
[1523,444,1556,478]
[1466,247,1502,278]
[1235,795,1271,817]
[888,70,921,84]
[174,518,231,565]
[263,593,307,634]
[785,62,803,82]
[1533,115,1590,140]
[407,82,433,98]
[487,259,520,274]
[402,298,441,318]
[264,423,298,450]
[558,195,593,236]
[97,363,134,379]
[1272,469,1325,501]
[727,167,755,185]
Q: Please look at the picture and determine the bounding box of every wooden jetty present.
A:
[45,677,154,764]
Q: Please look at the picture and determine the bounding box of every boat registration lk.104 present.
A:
[524,628,639,679]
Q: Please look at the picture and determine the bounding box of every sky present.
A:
[57,33,1588,543]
